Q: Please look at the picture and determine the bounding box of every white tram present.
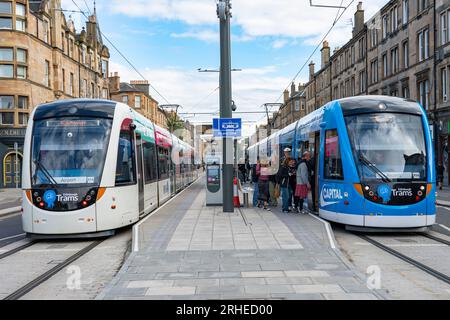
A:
[21,99,196,238]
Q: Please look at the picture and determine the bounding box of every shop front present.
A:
[0,128,26,188]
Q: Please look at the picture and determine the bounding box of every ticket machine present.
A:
[205,156,222,206]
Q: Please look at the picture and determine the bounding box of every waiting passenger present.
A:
[251,159,260,207]
[278,157,292,213]
[257,159,270,210]
[295,151,311,214]
[287,158,299,212]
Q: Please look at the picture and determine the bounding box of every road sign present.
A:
[213,118,241,138]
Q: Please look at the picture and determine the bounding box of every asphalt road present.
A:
[0,199,20,211]
[0,214,25,247]
[434,206,450,236]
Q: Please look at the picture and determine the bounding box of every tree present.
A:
[165,111,184,133]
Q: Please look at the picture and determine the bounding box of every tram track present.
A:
[357,234,450,286]
[0,239,106,300]
[0,240,37,260]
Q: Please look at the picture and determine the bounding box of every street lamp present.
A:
[159,104,183,114]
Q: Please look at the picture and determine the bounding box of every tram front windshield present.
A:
[345,113,427,182]
[31,117,112,187]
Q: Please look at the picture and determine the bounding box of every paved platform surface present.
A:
[99,179,385,300]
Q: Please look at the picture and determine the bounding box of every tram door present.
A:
[307,132,320,212]
[135,133,145,215]
[3,152,22,188]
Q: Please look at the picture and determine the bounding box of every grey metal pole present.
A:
[218,0,234,212]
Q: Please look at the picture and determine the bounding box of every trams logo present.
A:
[377,184,392,203]
[43,190,79,208]
[43,190,57,208]
[320,185,343,207]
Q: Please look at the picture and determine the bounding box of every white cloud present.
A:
[108,0,217,25]
[105,0,387,47]
[272,39,288,49]
[109,61,294,129]
[170,29,219,42]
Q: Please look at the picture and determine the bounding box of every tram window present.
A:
[158,146,170,180]
[324,129,344,180]
[143,140,158,184]
[115,130,136,185]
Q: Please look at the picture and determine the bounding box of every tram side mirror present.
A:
[319,122,326,128]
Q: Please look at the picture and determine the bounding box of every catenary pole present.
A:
[217,0,234,212]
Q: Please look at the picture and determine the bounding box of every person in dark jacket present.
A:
[251,159,260,207]
[278,158,292,213]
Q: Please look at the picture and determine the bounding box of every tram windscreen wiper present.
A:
[358,154,391,183]
[33,158,57,186]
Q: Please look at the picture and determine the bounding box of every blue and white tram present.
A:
[250,96,436,230]
[21,99,196,238]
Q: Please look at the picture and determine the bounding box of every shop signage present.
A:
[0,128,26,137]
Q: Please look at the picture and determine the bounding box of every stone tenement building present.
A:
[109,73,167,129]
[0,0,110,187]
[270,0,450,179]
[271,82,306,132]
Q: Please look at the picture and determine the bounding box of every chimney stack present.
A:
[298,83,306,94]
[108,72,120,93]
[290,82,296,97]
[130,80,150,96]
[283,89,289,103]
[321,41,330,68]
[309,61,315,81]
[353,2,364,37]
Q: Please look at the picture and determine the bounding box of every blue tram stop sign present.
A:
[213,118,242,138]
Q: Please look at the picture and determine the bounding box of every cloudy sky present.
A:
[62,0,387,136]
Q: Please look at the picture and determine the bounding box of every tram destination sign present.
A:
[0,128,26,137]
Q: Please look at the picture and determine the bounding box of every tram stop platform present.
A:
[98,178,387,300]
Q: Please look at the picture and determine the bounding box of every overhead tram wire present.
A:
[70,0,171,104]
[83,0,92,15]
[274,0,355,104]
[189,86,219,110]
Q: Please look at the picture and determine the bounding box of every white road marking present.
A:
[132,176,201,252]
[0,206,22,216]
[438,224,450,232]
[437,205,450,211]
[308,213,336,249]
[0,233,25,242]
